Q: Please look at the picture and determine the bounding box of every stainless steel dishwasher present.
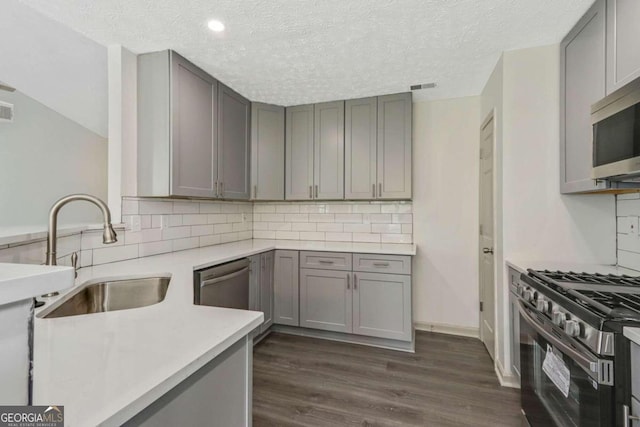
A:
[194,258,250,309]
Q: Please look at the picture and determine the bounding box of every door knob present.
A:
[482,247,494,254]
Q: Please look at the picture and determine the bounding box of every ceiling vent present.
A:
[0,101,14,123]
[410,83,437,90]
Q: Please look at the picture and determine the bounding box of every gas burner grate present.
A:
[539,270,640,287]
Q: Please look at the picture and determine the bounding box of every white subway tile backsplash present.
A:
[261,213,285,222]
[139,240,172,257]
[199,203,222,214]
[191,225,214,236]
[275,204,300,213]
[124,228,162,245]
[93,244,139,265]
[214,223,233,234]
[343,224,371,233]
[381,234,413,244]
[182,214,208,225]
[253,222,269,231]
[392,214,413,224]
[291,223,316,232]
[317,223,344,232]
[122,199,139,215]
[364,213,392,224]
[309,214,335,223]
[372,223,402,234]
[325,204,352,214]
[269,222,292,231]
[80,250,93,267]
[162,226,191,240]
[220,232,240,243]
[299,232,325,241]
[200,234,222,247]
[173,201,199,214]
[616,195,640,271]
[353,233,381,243]
[276,231,300,240]
[352,204,381,214]
[207,214,228,224]
[172,237,200,252]
[334,213,362,223]
[254,204,276,213]
[139,200,173,215]
[284,214,308,222]
[253,230,276,239]
[326,232,352,242]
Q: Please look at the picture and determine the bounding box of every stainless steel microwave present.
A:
[592,76,640,180]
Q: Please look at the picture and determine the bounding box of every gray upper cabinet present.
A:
[299,269,352,333]
[314,101,345,200]
[606,0,640,94]
[218,83,251,200]
[377,93,412,199]
[285,105,315,200]
[352,272,411,341]
[251,103,285,200]
[138,50,218,198]
[273,250,300,326]
[560,0,608,194]
[345,97,377,199]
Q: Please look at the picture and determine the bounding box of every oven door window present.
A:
[520,316,612,427]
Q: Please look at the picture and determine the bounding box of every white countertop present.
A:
[506,259,640,277]
[0,263,74,305]
[32,239,415,426]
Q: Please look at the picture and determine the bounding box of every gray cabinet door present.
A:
[606,0,640,94]
[273,250,299,326]
[377,93,412,199]
[299,269,352,333]
[218,83,251,200]
[560,0,608,194]
[170,52,218,198]
[313,101,345,200]
[345,97,377,199]
[260,251,274,333]
[249,254,261,312]
[285,105,314,200]
[352,272,411,341]
[251,103,285,200]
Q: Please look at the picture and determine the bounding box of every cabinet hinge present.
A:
[479,224,483,235]
[480,301,484,312]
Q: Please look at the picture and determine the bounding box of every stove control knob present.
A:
[522,289,534,302]
[552,311,566,327]
[565,320,581,338]
[536,298,550,313]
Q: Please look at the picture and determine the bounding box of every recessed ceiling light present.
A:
[207,19,225,32]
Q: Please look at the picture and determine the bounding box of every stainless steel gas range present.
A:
[517,269,640,427]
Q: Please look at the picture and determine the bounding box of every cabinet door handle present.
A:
[309,185,313,199]
[372,184,376,198]
[378,183,382,198]
[254,185,257,199]
[215,181,219,197]
[354,273,358,290]
[315,185,318,199]
[373,262,390,267]
[220,182,224,196]
[347,274,350,290]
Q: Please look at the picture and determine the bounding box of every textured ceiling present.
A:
[19,0,594,105]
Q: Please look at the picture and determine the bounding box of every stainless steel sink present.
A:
[41,276,171,318]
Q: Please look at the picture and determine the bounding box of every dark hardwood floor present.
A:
[253,331,521,427]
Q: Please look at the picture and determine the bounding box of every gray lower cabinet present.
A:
[345,97,378,199]
[251,103,285,200]
[352,272,411,341]
[273,250,300,326]
[314,101,345,200]
[260,251,274,333]
[249,255,261,312]
[299,269,352,333]
[509,290,521,379]
[123,336,251,427]
[138,50,218,198]
[285,105,314,200]
[218,83,251,200]
[377,93,412,199]
[560,0,608,194]
[606,0,640,94]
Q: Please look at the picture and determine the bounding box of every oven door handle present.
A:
[200,267,249,287]
[517,300,599,378]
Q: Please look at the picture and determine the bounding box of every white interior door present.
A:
[479,114,496,360]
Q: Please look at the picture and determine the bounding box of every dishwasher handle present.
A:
[201,266,250,288]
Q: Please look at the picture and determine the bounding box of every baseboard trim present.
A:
[495,358,521,389]
[271,325,415,353]
[413,321,480,339]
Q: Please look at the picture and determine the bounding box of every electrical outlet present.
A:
[618,216,639,235]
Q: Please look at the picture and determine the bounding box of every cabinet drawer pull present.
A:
[373,262,390,267]
[318,260,334,264]
[309,185,313,199]
[378,183,382,197]
[354,273,358,290]
[372,184,376,198]
[315,185,318,198]
[347,274,350,290]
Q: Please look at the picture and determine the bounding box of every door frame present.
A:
[479,109,498,360]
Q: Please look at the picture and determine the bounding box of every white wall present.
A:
[0,0,107,137]
[0,90,108,226]
[480,44,616,378]
[412,96,481,334]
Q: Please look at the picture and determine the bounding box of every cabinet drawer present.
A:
[300,251,352,271]
[632,342,640,399]
[353,253,411,275]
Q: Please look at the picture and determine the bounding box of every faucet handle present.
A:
[71,252,79,278]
